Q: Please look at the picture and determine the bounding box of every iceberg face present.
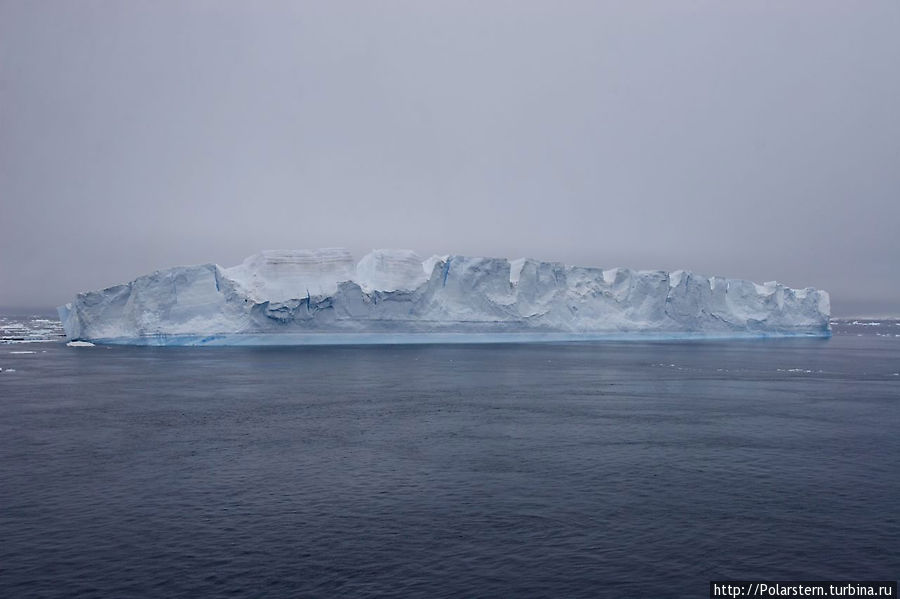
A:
[355,249,429,294]
[223,248,355,301]
[57,249,831,345]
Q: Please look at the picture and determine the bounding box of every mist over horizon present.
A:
[2,2,898,317]
[1,246,897,318]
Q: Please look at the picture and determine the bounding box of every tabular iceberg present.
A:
[57,249,831,345]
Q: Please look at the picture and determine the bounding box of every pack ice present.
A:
[57,249,831,345]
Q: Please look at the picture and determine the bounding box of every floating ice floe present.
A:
[66,341,95,347]
[0,315,66,343]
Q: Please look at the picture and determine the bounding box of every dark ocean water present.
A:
[1,317,898,598]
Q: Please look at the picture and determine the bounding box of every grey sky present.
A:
[1,1,898,315]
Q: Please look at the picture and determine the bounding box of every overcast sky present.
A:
[1,1,898,315]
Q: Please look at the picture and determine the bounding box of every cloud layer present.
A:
[1,2,898,315]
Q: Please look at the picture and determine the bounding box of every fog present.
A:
[1,1,898,315]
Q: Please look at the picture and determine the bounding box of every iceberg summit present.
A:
[57,249,831,345]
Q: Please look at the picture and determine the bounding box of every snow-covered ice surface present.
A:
[57,249,832,346]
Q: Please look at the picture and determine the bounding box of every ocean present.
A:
[1,316,898,597]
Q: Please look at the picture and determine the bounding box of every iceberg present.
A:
[57,249,831,345]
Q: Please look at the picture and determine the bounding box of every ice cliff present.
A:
[57,249,831,345]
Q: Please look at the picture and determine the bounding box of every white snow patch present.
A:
[224,248,355,301]
[509,258,526,285]
[356,249,428,294]
[422,255,449,278]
